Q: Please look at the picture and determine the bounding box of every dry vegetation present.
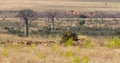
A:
[0,34,120,63]
[0,0,120,63]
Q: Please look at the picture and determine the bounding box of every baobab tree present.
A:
[17,9,38,37]
[45,10,58,32]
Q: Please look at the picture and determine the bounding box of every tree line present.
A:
[0,9,120,37]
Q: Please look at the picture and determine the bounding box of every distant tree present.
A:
[17,9,38,37]
[96,11,105,22]
[105,3,108,6]
[44,10,58,32]
[78,20,85,26]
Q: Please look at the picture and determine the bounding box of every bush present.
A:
[78,20,85,26]
[106,37,120,48]
[61,30,78,45]
[85,39,92,48]
[65,37,74,46]
[66,51,75,57]
[38,26,51,35]
[74,57,80,63]
[82,56,89,63]
[4,27,23,36]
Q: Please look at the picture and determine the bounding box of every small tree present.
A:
[45,10,58,32]
[77,20,85,28]
[17,9,38,37]
[61,30,78,44]
[96,11,105,22]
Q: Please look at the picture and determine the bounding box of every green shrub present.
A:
[2,49,8,57]
[61,30,78,45]
[78,20,85,26]
[4,27,23,36]
[30,44,36,50]
[74,57,80,63]
[66,51,75,57]
[53,42,59,48]
[16,28,23,37]
[37,26,52,36]
[106,37,120,48]
[65,37,74,46]
[85,39,92,48]
[37,52,46,59]
[82,56,89,63]
[42,26,51,33]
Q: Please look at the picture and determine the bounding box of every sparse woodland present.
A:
[0,9,120,63]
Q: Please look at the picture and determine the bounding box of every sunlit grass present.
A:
[37,52,46,59]
[0,34,120,63]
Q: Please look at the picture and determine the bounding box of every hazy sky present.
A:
[0,0,119,11]
[0,0,120,3]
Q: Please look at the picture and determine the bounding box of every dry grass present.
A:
[0,34,120,63]
[0,44,120,63]
[0,33,61,43]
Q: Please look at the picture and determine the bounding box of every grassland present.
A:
[0,34,120,63]
[0,0,120,63]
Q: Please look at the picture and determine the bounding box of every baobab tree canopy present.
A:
[45,10,58,18]
[17,9,38,20]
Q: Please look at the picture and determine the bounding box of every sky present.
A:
[0,0,119,11]
[0,0,120,3]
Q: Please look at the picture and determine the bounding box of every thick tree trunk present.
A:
[24,19,29,37]
[51,18,55,32]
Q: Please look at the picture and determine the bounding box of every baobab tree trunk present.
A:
[101,16,104,22]
[51,18,55,32]
[24,19,29,37]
